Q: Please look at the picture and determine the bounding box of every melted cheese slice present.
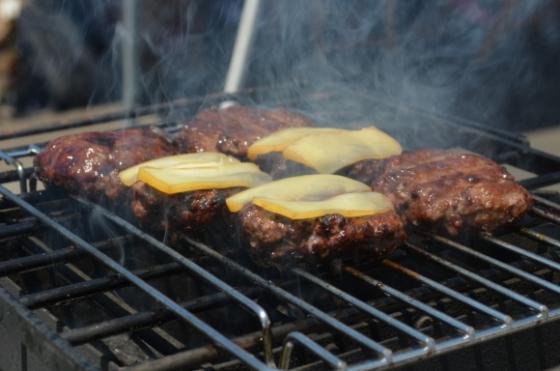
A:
[119,152,240,186]
[283,128,402,173]
[252,192,393,220]
[138,163,271,194]
[226,174,371,213]
[247,127,342,161]
[247,126,401,173]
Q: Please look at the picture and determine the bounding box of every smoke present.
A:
[238,0,550,128]
[12,0,560,128]
[130,0,556,129]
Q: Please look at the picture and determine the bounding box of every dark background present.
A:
[2,0,560,131]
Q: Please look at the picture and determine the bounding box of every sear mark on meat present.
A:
[237,204,406,267]
[34,128,177,200]
[341,149,532,235]
[175,105,313,160]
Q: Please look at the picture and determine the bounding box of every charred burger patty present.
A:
[342,149,532,235]
[237,204,406,266]
[34,128,176,200]
[175,105,313,160]
[131,182,241,235]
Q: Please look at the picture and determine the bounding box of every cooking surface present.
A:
[1,92,560,370]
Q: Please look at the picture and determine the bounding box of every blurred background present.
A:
[0,0,559,136]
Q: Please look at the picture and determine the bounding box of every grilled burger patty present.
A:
[34,128,177,200]
[131,182,242,235]
[342,149,532,235]
[175,105,312,160]
[237,204,406,266]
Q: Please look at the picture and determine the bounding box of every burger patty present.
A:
[175,105,312,160]
[237,204,406,267]
[342,149,532,235]
[131,182,242,235]
[34,128,177,200]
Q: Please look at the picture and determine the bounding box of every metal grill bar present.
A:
[432,235,560,296]
[292,267,436,349]
[0,213,77,239]
[520,228,560,249]
[0,236,132,277]
[0,167,33,185]
[404,242,547,317]
[532,206,560,224]
[0,184,271,371]
[482,233,560,271]
[20,262,184,309]
[0,149,26,193]
[343,265,478,334]
[127,308,364,371]
[2,145,42,158]
[72,198,276,366]
[521,172,560,190]
[379,261,512,326]
[179,237,393,362]
[532,194,560,212]
[279,331,346,370]
[0,83,310,143]
[62,289,258,345]
[0,104,180,142]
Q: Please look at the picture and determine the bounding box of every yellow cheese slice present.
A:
[119,152,240,186]
[252,192,393,219]
[226,174,371,212]
[247,127,343,161]
[282,127,402,174]
[138,163,271,194]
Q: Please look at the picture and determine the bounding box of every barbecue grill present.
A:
[1,86,560,371]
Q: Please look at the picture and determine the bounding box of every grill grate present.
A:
[1,90,560,370]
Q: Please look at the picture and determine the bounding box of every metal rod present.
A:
[0,218,41,238]
[0,168,33,185]
[180,235,393,364]
[127,309,362,371]
[378,261,511,326]
[532,194,560,212]
[73,197,275,367]
[280,331,347,370]
[482,233,560,271]
[404,242,548,318]
[0,185,271,371]
[432,235,560,296]
[521,172,560,190]
[343,265,478,335]
[293,268,435,350]
[0,236,132,277]
[0,83,303,143]
[20,262,184,309]
[62,289,258,345]
[520,228,560,250]
[4,145,41,159]
[0,149,27,193]
[127,313,326,371]
[532,206,560,224]
[121,0,141,114]
[224,0,261,94]
[0,210,83,239]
